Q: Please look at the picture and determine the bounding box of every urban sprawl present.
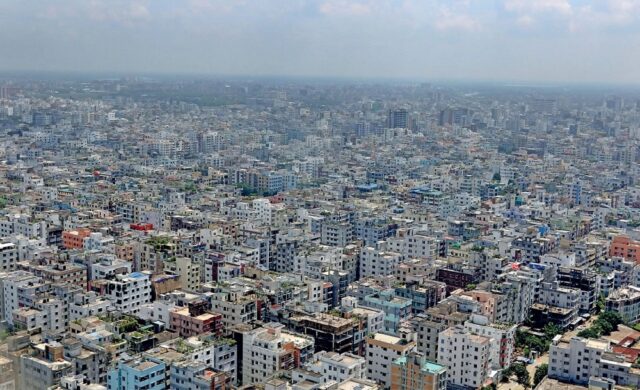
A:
[0,79,639,390]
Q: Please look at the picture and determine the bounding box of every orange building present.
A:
[609,235,640,263]
[62,228,92,249]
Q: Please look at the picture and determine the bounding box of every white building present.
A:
[240,323,314,385]
[161,335,238,384]
[138,298,179,326]
[437,326,490,389]
[540,252,576,268]
[0,214,47,239]
[464,314,516,370]
[359,243,404,278]
[606,285,640,324]
[105,272,152,314]
[549,336,640,387]
[69,291,113,321]
[0,242,18,271]
[365,333,416,389]
[0,270,41,325]
[293,351,366,385]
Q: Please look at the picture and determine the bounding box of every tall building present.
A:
[105,272,152,315]
[388,109,409,129]
[437,326,490,389]
[365,333,416,389]
[391,352,447,390]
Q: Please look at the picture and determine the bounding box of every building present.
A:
[606,286,640,324]
[63,228,92,249]
[413,301,469,362]
[391,352,447,390]
[170,302,223,338]
[236,323,314,386]
[107,356,166,390]
[359,245,403,278]
[609,235,640,263]
[292,351,366,385]
[0,242,18,271]
[365,333,416,389]
[209,291,259,332]
[388,109,409,129]
[437,326,491,389]
[21,342,74,390]
[464,314,516,370]
[548,336,640,387]
[69,291,113,321]
[105,272,152,315]
[170,361,231,390]
[0,356,15,390]
[290,313,362,355]
[363,291,412,333]
[161,334,237,384]
[0,270,42,326]
[18,261,87,288]
[557,267,598,314]
[167,257,201,292]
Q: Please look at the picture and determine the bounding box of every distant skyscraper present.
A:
[438,108,470,126]
[388,109,409,129]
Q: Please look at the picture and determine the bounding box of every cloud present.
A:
[434,9,481,31]
[504,0,572,15]
[34,0,151,25]
[319,0,373,16]
[516,14,535,27]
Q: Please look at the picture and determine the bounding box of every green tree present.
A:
[509,364,530,388]
[533,364,548,387]
[543,323,561,340]
[596,294,605,314]
[599,311,622,327]
[577,326,601,339]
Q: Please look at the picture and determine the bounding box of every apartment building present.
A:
[290,313,362,355]
[292,351,366,385]
[69,291,113,321]
[105,271,152,314]
[0,242,18,271]
[0,270,42,325]
[464,314,516,370]
[359,244,404,278]
[62,228,92,249]
[365,333,416,389]
[210,291,259,332]
[391,352,447,390]
[21,342,74,390]
[170,361,231,390]
[549,336,640,387]
[605,285,640,324]
[106,356,166,390]
[170,301,223,338]
[437,326,491,389]
[237,323,314,386]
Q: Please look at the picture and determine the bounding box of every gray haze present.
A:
[2,0,640,83]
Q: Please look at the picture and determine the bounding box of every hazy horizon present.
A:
[2,0,640,85]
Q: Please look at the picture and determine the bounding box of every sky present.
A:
[1,0,640,84]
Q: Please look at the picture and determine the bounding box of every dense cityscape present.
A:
[0,77,639,390]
